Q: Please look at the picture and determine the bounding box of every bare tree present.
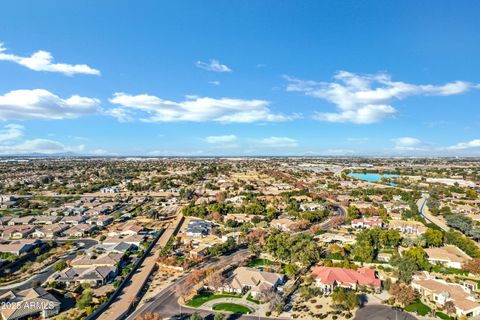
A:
[176,281,190,304]
[444,301,456,315]
[206,271,224,291]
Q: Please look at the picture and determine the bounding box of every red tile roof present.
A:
[311,266,381,289]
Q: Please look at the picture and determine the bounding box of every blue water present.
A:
[348,173,400,184]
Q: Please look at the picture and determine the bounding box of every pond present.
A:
[348,172,400,185]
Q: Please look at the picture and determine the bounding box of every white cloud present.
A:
[0,42,100,76]
[109,93,296,123]
[0,124,24,143]
[285,71,476,124]
[196,59,232,72]
[255,136,298,148]
[209,80,221,86]
[446,139,480,150]
[392,137,424,150]
[0,89,100,120]
[0,139,85,155]
[313,104,396,124]
[205,135,237,144]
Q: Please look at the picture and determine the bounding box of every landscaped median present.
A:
[186,292,243,308]
[212,302,252,314]
[185,292,258,315]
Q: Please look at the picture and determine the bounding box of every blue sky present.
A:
[0,0,479,156]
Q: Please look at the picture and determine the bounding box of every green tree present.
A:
[331,287,359,310]
[346,206,360,222]
[53,260,68,272]
[352,243,374,262]
[403,247,430,270]
[76,290,93,310]
[214,314,225,320]
[391,255,419,283]
[466,189,478,200]
[284,263,300,277]
[423,228,443,247]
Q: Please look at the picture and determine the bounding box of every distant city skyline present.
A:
[0,1,479,156]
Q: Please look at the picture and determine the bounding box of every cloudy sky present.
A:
[0,1,479,156]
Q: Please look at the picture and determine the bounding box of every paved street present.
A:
[99,214,185,320]
[126,249,284,320]
[417,196,449,232]
[355,305,417,320]
[0,238,98,294]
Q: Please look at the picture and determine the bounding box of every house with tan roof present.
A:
[32,215,61,225]
[351,216,383,229]
[7,217,35,226]
[299,202,325,212]
[412,273,480,317]
[2,226,34,240]
[108,220,143,237]
[220,266,285,298]
[63,223,96,238]
[314,232,356,245]
[53,265,116,287]
[103,234,144,247]
[270,218,296,232]
[311,266,381,294]
[32,225,67,239]
[71,252,122,269]
[388,219,427,235]
[0,287,60,320]
[59,215,88,225]
[223,214,260,224]
[0,239,40,255]
[424,245,471,269]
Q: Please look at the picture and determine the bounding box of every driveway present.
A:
[126,249,287,320]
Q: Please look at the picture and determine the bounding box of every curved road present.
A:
[127,249,287,320]
[355,305,417,320]
[0,238,98,294]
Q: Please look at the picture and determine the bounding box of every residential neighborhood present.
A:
[0,157,477,320]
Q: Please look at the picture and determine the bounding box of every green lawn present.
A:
[212,303,251,314]
[186,292,242,307]
[246,294,261,304]
[405,300,431,316]
[436,312,453,320]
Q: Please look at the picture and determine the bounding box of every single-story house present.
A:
[220,267,285,298]
[0,287,61,320]
[311,266,381,294]
[412,273,480,318]
[424,245,471,269]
